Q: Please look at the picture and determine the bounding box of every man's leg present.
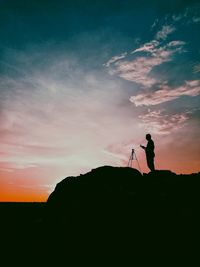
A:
[147,157,155,172]
[150,158,155,171]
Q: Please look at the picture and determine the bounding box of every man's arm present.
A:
[140,145,146,150]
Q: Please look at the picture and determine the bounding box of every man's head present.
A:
[146,134,151,141]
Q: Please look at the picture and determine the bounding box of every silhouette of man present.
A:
[140,134,155,172]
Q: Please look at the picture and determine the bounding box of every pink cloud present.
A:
[114,57,159,87]
[104,52,127,67]
[131,40,159,54]
[106,37,185,88]
[167,41,186,47]
[130,80,200,106]
[138,109,189,134]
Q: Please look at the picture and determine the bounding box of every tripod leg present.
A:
[128,154,132,167]
[134,152,142,174]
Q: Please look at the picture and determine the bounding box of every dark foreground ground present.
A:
[1,167,199,265]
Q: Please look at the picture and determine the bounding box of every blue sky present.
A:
[0,0,200,201]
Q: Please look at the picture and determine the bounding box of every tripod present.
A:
[127,148,142,173]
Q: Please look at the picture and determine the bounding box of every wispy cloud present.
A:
[113,57,158,87]
[104,5,200,95]
[130,80,200,106]
[104,52,127,67]
[155,25,175,40]
[151,19,159,30]
[172,6,200,24]
[139,109,189,134]
[0,49,141,174]
[172,14,182,22]
[131,40,159,54]
[193,63,200,74]
[108,39,185,87]
[192,17,200,23]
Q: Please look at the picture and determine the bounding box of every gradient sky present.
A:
[0,0,200,201]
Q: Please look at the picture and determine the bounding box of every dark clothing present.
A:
[146,139,155,157]
[146,154,155,172]
[145,139,155,171]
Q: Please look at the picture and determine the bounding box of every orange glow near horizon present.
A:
[0,186,47,202]
[0,140,199,202]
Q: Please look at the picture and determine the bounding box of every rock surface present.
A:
[46,166,199,232]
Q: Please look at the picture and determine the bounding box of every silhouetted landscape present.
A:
[1,166,199,264]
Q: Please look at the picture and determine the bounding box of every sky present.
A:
[0,0,200,201]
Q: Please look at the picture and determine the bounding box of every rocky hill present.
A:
[2,166,199,265]
[46,166,199,239]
